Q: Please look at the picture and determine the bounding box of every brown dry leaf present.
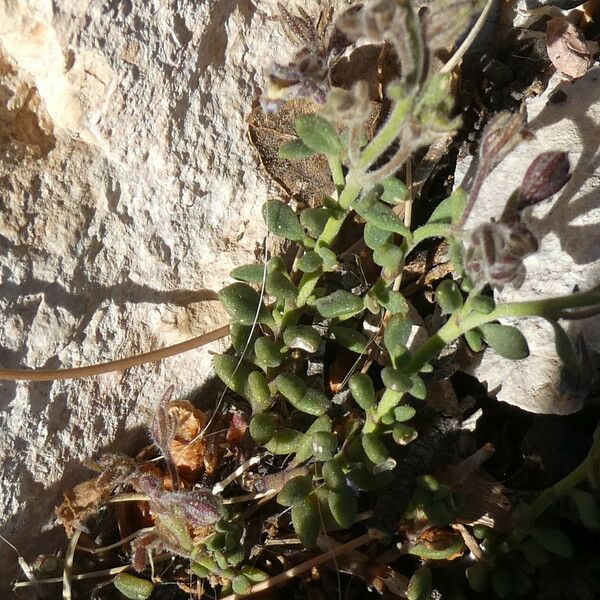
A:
[226,413,248,446]
[168,400,206,483]
[247,98,335,206]
[546,17,592,79]
[56,478,108,536]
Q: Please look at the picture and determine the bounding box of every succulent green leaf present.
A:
[266,270,298,301]
[384,314,412,359]
[551,321,581,377]
[113,574,154,600]
[409,536,465,560]
[435,279,463,314]
[382,367,412,394]
[311,431,337,461]
[295,114,342,156]
[229,323,258,358]
[480,323,530,360]
[331,325,368,353]
[283,325,321,353]
[219,282,272,326]
[297,251,323,273]
[530,526,572,557]
[409,375,427,400]
[392,423,418,445]
[471,295,495,314]
[381,176,408,205]
[275,372,307,404]
[278,138,316,159]
[265,428,303,454]
[407,565,432,600]
[245,371,272,413]
[230,263,265,283]
[355,198,411,237]
[464,328,483,352]
[348,373,375,410]
[427,187,467,225]
[293,415,333,465]
[568,488,600,529]
[301,207,331,238]
[361,432,390,465]
[291,498,320,549]
[249,413,277,445]
[394,405,416,422]
[364,222,394,249]
[232,574,252,595]
[328,487,357,528]
[315,246,339,271]
[262,199,304,242]
[277,475,313,507]
[315,290,363,319]
[322,460,346,491]
[296,388,331,416]
[254,336,284,369]
[240,566,269,583]
[213,354,250,396]
[466,562,489,593]
[377,388,404,416]
[190,562,211,578]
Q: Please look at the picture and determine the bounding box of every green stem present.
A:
[327,155,345,191]
[408,285,600,373]
[356,95,414,173]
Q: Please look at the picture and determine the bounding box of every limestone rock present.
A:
[460,67,600,415]
[0,0,343,584]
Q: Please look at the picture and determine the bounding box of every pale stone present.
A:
[459,67,600,415]
[0,0,346,583]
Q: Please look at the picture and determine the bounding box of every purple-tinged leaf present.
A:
[519,151,570,210]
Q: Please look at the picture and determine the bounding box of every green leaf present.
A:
[407,565,432,600]
[410,374,426,400]
[213,355,251,396]
[240,566,269,583]
[311,431,337,461]
[293,415,333,465]
[381,176,407,205]
[315,246,339,271]
[277,475,313,507]
[249,413,277,445]
[264,428,303,454]
[530,527,572,557]
[480,323,530,360]
[295,388,331,416]
[245,371,272,413]
[295,114,342,156]
[254,336,284,369]
[300,208,330,238]
[427,187,467,225]
[315,290,363,319]
[471,295,495,314]
[113,574,154,600]
[331,325,368,353]
[291,494,320,548]
[435,279,463,314]
[275,373,307,405]
[322,460,346,491]
[218,282,272,326]
[373,243,405,279]
[283,325,321,353]
[348,373,375,410]
[262,200,304,241]
[364,222,394,249]
[278,138,316,159]
[354,198,411,237]
[394,405,416,422]
[230,263,264,283]
[551,321,581,377]
[384,314,412,360]
[382,367,412,393]
[232,574,252,595]
[361,432,390,465]
[466,563,489,593]
[230,323,258,358]
[328,487,357,528]
[266,270,298,301]
[568,489,600,529]
[297,251,323,273]
[464,328,483,352]
[392,423,418,445]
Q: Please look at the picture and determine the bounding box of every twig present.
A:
[76,527,155,555]
[63,528,83,600]
[440,0,495,75]
[454,523,486,562]
[0,324,229,381]
[220,531,379,600]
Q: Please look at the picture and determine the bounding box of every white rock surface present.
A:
[0,0,344,584]
[461,67,600,415]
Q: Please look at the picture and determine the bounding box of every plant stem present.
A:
[408,286,600,372]
[327,155,345,190]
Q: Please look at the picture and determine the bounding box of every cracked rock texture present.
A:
[0,0,342,584]
[461,67,600,415]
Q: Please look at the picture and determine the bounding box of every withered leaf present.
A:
[247,98,335,206]
[546,17,592,79]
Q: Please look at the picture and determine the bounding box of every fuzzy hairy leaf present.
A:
[262,199,305,241]
[480,323,530,360]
